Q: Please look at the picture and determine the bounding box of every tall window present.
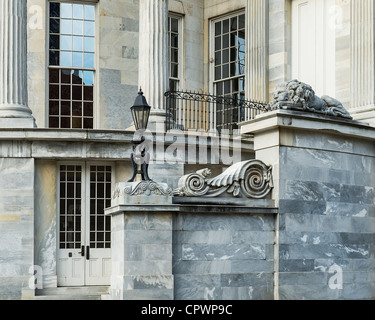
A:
[48,2,96,129]
[168,15,181,91]
[212,12,246,132]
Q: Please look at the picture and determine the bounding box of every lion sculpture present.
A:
[269,79,352,120]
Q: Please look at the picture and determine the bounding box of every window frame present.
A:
[47,0,98,129]
[168,13,184,92]
[209,10,246,97]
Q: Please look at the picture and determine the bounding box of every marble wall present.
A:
[0,158,35,299]
[173,211,275,300]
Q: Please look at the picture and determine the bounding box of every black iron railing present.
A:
[165,90,269,134]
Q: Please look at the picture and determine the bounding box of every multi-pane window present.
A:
[48,2,96,129]
[213,13,246,131]
[168,15,181,92]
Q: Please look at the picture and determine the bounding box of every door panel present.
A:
[57,163,112,287]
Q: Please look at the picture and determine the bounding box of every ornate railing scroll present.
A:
[165,90,269,134]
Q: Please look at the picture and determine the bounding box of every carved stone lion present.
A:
[269,79,352,120]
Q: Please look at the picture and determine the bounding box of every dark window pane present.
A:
[170,33,178,48]
[84,86,93,101]
[84,102,93,117]
[49,116,59,128]
[170,18,178,33]
[61,69,71,83]
[215,66,221,81]
[61,117,70,128]
[72,70,83,84]
[50,2,60,18]
[230,47,237,62]
[171,63,178,78]
[49,84,59,99]
[72,86,82,100]
[232,79,239,92]
[223,34,229,48]
[49,100,59,115]
[222,49,229,64]
[230,33,237,47]
[223,19,229,33]
[49,69,59,83]
[171,48,178,63]
[215,36,221,51]
[49,50,59,66]
[215,51,221,66]
[239,14,245,29]
[230,63,237,77]
[72,117,82,129]
[84,118,93,129]
[72,102,82,116]
[61,101,71,115]
[61,85,70,100]
[224,80,231,94]
[222,64,229,79]
[50,18,60,34]
[230,17,237,31]
[215,21,221,36]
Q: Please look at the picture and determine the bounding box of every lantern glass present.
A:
[131,105,151,130]
[130,89,151,130]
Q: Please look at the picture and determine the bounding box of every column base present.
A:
[0,104,36,128]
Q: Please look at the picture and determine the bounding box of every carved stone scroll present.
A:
[174,160,273,199]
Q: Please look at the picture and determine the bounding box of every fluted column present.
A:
[246,0,269,103]
[138,0,169,124]
[350,0,375,111]
[0,0,35,127]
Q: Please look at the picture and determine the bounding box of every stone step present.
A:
[34,286,110,300]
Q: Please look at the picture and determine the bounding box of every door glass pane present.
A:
[89,166,112,249]
[59,165,82,249]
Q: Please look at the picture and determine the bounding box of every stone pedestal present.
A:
[0,0,35,128]
[242,110,375,300]
[105,181,176,300]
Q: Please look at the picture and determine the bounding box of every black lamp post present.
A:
[128,89,152,182]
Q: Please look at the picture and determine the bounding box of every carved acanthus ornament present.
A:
[113,181,173,199]
[174,160,273,199]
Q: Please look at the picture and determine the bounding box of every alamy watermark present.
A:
[328,264,343,290]
[28,265,43,290]
[132,128,242,166]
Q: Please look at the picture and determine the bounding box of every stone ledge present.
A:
[240,109,375,141]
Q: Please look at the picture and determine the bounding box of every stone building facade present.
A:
[0,0,374,300]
